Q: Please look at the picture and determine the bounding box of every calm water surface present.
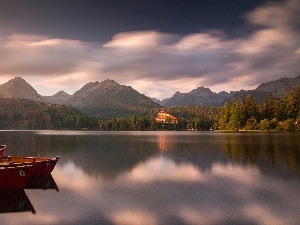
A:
[0,131,300,225]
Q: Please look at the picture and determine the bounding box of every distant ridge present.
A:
[160,75,300,106]
[43,90,72,104]
[255,75,300,97]
[162,87,233,107]
[1,75,299,115]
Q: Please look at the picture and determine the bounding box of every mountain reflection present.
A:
[66,135,158,178]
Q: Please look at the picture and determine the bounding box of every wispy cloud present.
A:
[0,0,299,99]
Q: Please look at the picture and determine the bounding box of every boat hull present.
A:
[0,165,34,189]
[33,157,59,174]
[0,156,59,175]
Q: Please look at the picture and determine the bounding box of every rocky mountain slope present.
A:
[43,90,72,104]
[0,77,42,101]
[0,77,161,118]
[67,79,161,118]
[255,75,300,97]
[160,75,300,106]
[1,75,299,114]
[162,87,233,107]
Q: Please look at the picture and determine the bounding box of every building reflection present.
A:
[157,134,178,152]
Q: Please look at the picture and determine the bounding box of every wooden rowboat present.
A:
[0,164,34,189]
[0,156,59,175]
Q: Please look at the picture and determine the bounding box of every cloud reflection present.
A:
[53,162,102,193]
[42,157,300,225]
[124,157,204,183]
[1,154,298,224]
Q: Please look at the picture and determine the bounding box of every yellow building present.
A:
[155,109,178,123]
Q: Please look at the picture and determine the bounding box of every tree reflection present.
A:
[220,133,300,173]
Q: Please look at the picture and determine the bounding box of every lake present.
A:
[0,131,300,225]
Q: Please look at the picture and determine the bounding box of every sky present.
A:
[0,0,299,99]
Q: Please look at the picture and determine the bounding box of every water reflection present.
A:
[0,190,35,214]
[0,174,58,215]
[220,133,300,173]
[156,133,178,152]
[0,131,300,225]
[25,174,59,191]
[49,156,300,225]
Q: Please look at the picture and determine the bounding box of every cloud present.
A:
[0,0,299,99]
[0,34,87,75]
[102,30,177,48]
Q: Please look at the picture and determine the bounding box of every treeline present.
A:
[99,85,300,131]
[98,106,220,131]
[0,98,98,130]
[218,85,300,131]
[0,98,220,131]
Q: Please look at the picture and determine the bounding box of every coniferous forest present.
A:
[218,85,300,131]
[0,85,299,131]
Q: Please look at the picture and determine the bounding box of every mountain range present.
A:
[0,77,161,118]
[154,75,300,106]
[0,75,299,118]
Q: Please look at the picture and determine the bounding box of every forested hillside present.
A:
[0,98,98,130]
[0,84,299,131]
[99,85,300,131]
[98,106,220,131]
[218,85,300,131]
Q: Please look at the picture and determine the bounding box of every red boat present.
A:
[0,156,59,175]
[0,164,34,189]
[0,145,6,156]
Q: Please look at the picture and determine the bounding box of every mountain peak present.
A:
[73,81,99,97]
[0,77,41,101]
[52,90,70,98]
[97,79,122,89]
[100,79,119,85]
[11,76,24,81]
[189,86,213,96]
[7,77,27,86]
